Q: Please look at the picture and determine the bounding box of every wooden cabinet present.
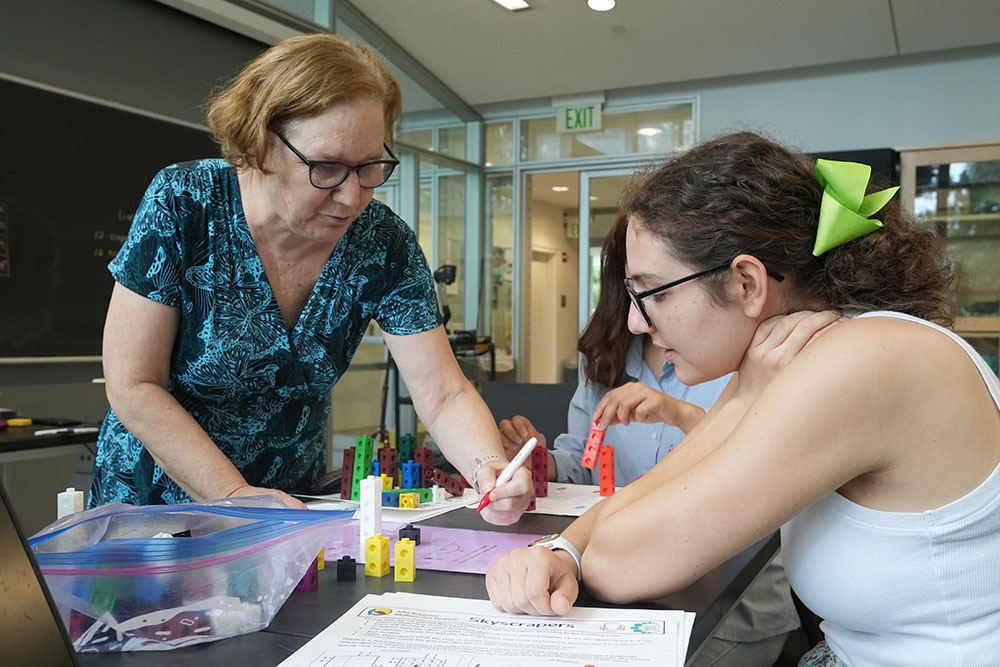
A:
[900,142,1000,376]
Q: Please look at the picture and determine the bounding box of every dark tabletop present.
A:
[0,423,100,454]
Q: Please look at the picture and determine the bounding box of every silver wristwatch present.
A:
[529,533,582,581]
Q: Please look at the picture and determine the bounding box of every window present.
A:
[520,103,694,162]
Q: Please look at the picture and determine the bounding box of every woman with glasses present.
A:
[497,214,798,667]
[486,132,1000,665]
[91,34,532,525]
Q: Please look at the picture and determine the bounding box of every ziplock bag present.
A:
[29,496,352,652]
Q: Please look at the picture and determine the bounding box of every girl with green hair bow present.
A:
[486,131,1000,667]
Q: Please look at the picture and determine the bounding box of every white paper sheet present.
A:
[529,483,618,516]
[307,483,614,519]
[277,592,694,667]
[305,488,476,523]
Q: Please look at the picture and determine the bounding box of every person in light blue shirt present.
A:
[548,335,729,487]
[498,214,798,667]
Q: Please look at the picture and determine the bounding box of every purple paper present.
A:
[324,521,543,575]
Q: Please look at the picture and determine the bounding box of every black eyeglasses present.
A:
[624,260,785,327]
[277,133,399,189]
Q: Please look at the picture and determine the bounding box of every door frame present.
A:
[514,164,640,380]
[577,167,636,334]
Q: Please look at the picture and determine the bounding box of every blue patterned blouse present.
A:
[90,159,440,506]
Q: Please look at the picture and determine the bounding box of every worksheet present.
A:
[277,592,694,667]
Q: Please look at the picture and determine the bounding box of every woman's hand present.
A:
[498,416,546,461]
[224,484,308,510]
[475,460,534,526]
[736,310,842,402]
[592,382,704,433]
[486,546,580,616]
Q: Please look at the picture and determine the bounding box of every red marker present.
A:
[476,437,538,514]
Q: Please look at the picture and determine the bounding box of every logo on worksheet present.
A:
[367,608,393,616]
[629,622,659,634]
[599,623,627,632]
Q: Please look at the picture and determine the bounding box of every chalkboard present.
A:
[0,76,219,357]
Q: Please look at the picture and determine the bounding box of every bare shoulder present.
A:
[790,315,1000,509]
[794,315,972,386]
[749,314,978,458]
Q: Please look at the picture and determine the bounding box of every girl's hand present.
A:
[486,545,580,616]
[498,416,546,462]
[736,310,842,402]
[593,382,704,433]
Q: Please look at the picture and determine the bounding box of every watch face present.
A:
[528,533,560,547]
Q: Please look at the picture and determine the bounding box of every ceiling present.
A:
[348,0,1000,109]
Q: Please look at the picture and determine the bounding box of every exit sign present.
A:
[556,104,602,133]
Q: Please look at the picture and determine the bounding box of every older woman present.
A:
[91,34,530,524]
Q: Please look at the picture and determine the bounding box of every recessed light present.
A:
[491,0,531,11]
[588,0,615,11]
[637,127,662,136]
[551,186,570,192]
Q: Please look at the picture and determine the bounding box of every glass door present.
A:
[578,170,633,333]
[522,170,579,383]
[519,167,636,383]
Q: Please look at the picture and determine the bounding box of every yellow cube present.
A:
[317,547,325,571]
[365,534,390,577]
[379,474,392,490]
[395,538,415,582]
[399,492,419,509]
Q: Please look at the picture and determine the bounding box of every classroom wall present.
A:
[0,0,266,531]
[616,46,1000,152]
[0,0,265,409]
[475,45,1000,152]
[0,0,264,125]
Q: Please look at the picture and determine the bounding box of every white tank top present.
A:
[781,311,1000,667]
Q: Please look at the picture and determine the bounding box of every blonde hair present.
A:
[206,33,402,171]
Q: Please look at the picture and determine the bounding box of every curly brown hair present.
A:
[206,33,402,173]
[578,213,634,387]
[620,132,957,326]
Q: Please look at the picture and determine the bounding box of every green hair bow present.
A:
[812,158,899,256]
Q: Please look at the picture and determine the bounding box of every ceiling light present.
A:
[491,0,531,11]
[587,0,615,11]
[637,127,662,136]
[589,195,599,201]
[551,186,570,192]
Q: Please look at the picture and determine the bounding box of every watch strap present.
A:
[532,535,583,581]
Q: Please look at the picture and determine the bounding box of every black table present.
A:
[0,423,100,461]
[79,506,778,666]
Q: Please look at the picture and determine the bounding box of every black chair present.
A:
[791,588,825,648]
[480,381,577,448]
